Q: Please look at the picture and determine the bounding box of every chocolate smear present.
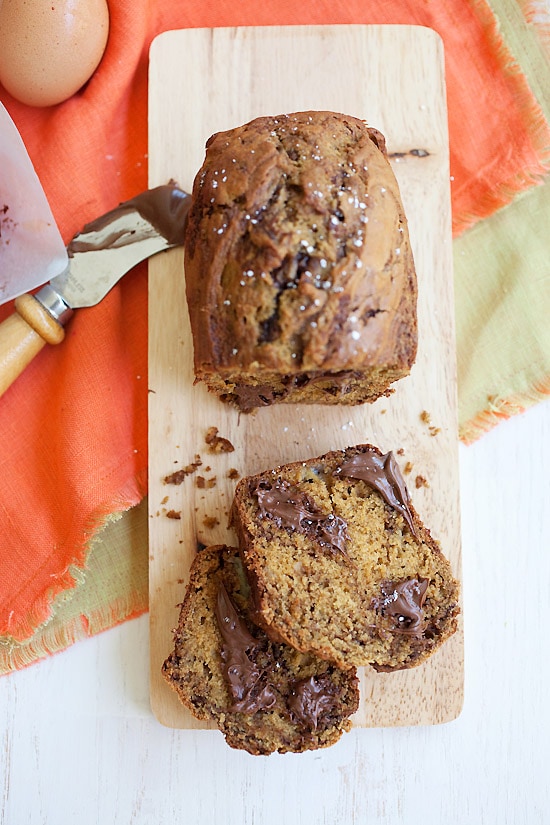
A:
[287,673,342,730]
[68,182,191,253]
[372,577,429,637]
[214,581,276,714]
[252,479,349,555]
[336,448,417,537]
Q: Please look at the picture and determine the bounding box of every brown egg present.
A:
[0,0,109,107]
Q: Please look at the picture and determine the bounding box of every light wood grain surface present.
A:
[147,26,463,730]
[1,398,549,825]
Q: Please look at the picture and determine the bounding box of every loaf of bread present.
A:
[230,445,460,671]
[184,111,417,411]
[162,544,359,755]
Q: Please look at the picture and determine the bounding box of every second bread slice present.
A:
[231,444,460,671]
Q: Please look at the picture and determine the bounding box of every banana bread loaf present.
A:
[230,445,460,670]
[184,111,417,412]
[162,544,359,755]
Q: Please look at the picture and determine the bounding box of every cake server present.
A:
[0,182,190,397]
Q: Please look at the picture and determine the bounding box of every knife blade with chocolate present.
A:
[0,183,190,397]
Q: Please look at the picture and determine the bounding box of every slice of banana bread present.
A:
[162,544,359,755]
[230,445,460,671]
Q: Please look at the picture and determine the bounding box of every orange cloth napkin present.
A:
[1,0,549,645]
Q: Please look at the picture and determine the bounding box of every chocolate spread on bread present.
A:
[288,673,343,730]
[251,478,349,554]
[336,447,417,536]
[214,581,277,714]
[371,577,430,637]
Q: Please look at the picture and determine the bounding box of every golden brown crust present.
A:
[184,111,418,411]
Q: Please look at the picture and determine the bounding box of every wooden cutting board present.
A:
[147,25,463,730]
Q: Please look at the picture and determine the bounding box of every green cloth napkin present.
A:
[456,0,550,442]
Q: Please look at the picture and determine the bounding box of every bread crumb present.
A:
[404,461,413,475]
[205,426,235,453]
[415,475,429,488]
[160,495,169,505]
[166,509,182,519]
[164,455,202,484]
[420,410,440,436]
[396,448,405,456]
[227,468,240,479]
[420,410,441,436]
[202,515,220,529]
[196,476,217,489]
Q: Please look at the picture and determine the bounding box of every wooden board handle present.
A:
[0,294,65,397]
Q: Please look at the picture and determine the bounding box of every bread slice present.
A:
[162,544,359,755]
[230,445,460,670]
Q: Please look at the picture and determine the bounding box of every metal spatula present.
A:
[0,103,190,397]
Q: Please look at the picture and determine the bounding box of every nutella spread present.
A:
[230,384,284,411]
[336,449,417,536]
[372,577,429,636]
[252,480,349,554]
[231,371,364,410]
[214,582,276,714]
[68,182,191,253]
[287,673,341,730]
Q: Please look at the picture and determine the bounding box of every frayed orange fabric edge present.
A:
[0,601,148,675]
[3,468,147,643]
[459,376,550,444]
[451,0,550,236]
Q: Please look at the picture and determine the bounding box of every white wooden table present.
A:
[1,398,549,824]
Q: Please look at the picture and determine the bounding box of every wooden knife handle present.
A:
[0,293,65,397]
